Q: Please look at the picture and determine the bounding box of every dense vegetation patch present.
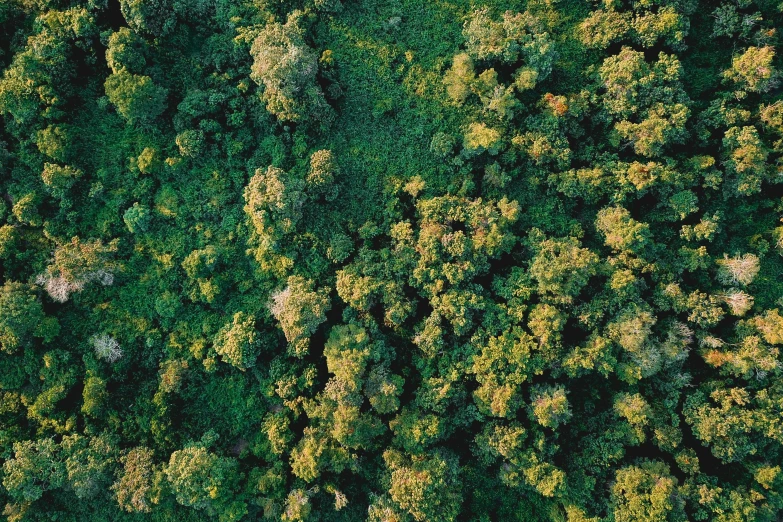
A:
[0,0,782,520]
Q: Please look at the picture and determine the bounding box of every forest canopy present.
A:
[0,0,783,521]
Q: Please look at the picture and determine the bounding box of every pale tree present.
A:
[91,334,123,363]
[269,276,331,357]
[720,288,754,316]
[610,461,685,522]
[530,385,572,429]
[250,18,330,122]
[716,253,760,286]
[213,312,260,370]
[723,46,779,93]
[113,447,156,513]
[306,149,339,200]
[36,237,118,303]
[244,166,305,240]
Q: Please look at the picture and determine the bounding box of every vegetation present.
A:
[0,0,782,520]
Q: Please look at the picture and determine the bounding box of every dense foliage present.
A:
[0,0,782,520]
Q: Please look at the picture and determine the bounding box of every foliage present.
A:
[1,0,782,520]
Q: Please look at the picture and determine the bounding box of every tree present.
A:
[323,323,372,390]
[176,129,205,157]
[631,7,688,49]
[463,122,502,155]
[281,488,312,521]
[720,288,754,316]
[91,334,123,362]
[716,253,760,286]
[596,206,651,253]
[752,309,783,345]
[528,233,599,303]
[712,3,761,39]
[36,237,118,303]
[0,8,96,129]
[443,53,476,105]
[608,305,660,379]
[364,366,404,414]
[469,328,538,418]
[81,371,107,416]
[530,385,571,429]
[386,450,463,522]
[684,388,760,463]
[106,27,146,74]
[120,0,176,37]
[114,447,157,513]
[2,438,66,502]
[463,9,555,80]
[164,445,243,515]
[598,47,686,119]
[722,126,770,195]
[61,434,115,499]
[250,18,330,122]
[614,102,689,157]
[41,163,82,197]
[104,70,167,124]
[269,276,331,356]
[610,461,685,522]
[614,392,652,442]
[213,312,261,370]
[0,282,47,354]
[244,166,306,241]
[306,149,339,200]
[123,202,151,233]
[579,10,630,49]
[723,46,779,93]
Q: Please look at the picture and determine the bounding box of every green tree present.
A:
[530,385,571,429]
[104,70,167,124]
[0,282,47,354]
[722,126,770,195]
[164,445,244,516]
[463,9,555,80]
[596,206,651,253]
[579,10,631,49]
[61,434,115,499]
[106,27,146,74]
[123,202,151,233]
[120,0,176,37]
[306,149,339,200]
[244,165,306,240]
[2,438,66,502]
[598,47,686,119]
[443,53,476,105]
